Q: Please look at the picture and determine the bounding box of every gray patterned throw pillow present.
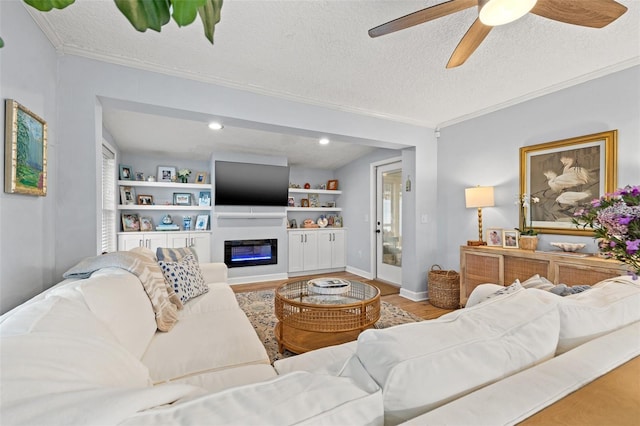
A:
[158,253,208,304]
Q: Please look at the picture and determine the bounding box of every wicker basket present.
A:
[428,264,460,309]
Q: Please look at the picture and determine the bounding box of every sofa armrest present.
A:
[200,263,228,284]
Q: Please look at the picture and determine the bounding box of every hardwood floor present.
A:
[231,271,455,320]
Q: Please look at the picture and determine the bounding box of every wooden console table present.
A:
[459,246,628,306]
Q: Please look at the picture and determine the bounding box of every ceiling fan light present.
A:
[478,0,537,26]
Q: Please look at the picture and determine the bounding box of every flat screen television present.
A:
[214,161,290,206]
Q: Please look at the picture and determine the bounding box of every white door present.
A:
[288,231,305,272]
[376,162,402,285]
[302,231,319,271]
[331,230,346,268]
[317,230,333,270]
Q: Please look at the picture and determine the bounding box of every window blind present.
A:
[101,143,116,253]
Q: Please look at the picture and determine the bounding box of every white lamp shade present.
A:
[478,0,537,26]
[465,186,495,208]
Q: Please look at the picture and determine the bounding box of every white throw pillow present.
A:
[521,274,555,291]
[355,288,560,424]
[158,254,208,304]
[465,281,523,308]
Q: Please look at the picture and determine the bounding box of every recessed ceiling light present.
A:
[208,122,223,130]
[319,138,330,145]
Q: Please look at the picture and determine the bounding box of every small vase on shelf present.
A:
[180,177,188,183]
[519,235,538,251]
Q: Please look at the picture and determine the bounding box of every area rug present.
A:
[235,289,423,363]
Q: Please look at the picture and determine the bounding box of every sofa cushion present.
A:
[274,341,357,376]
[529,275,640,354]
[169,364,278,393]
[78,268,157,359]
[156,247,198,262]
[118,371,383,426]
[141,309,270,384]
[158,254,209,304]
[355,288,560,424]
[179,283,240,317]
[521,274,555,291]
[129,246,157,261]
[465,282,516,308]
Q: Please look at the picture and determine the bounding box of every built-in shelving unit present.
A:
[287,188,342,212]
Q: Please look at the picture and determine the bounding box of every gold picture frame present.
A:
[520,130,617,236]
[4,99,47,196]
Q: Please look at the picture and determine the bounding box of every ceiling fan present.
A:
[369,0,628,68]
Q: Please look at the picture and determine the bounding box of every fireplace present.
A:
[224,239,278,268]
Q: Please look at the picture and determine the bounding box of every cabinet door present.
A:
[145,233,168,252]
[288,231,305,272]
[331,230,346,268]
[302,231,318,271]
[167,232,191,250]
[317,230,333,270]
[118,233,144,251]
[189,233,211,262]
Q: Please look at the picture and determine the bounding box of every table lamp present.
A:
[465,186,495,246]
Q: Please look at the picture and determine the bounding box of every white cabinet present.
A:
[317,229,346,269]
[288,230,319,273]
[118,232,168,252]
[166,232,211,262]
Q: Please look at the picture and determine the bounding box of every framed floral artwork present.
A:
[520,130,617,236]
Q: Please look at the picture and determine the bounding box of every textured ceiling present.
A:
[27,0,640,167]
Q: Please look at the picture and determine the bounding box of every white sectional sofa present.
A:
[1,251,639,425]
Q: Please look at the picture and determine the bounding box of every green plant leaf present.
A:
[114,0,171,32]
[23,0,75,12]
[197,0,222,44]
[171,0,205,26]
[0,37,4,48]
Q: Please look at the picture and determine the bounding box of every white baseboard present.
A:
[227,273,288,285]
[345,265,373,280]
[400,288,428,302]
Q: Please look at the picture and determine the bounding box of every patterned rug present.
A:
[235,289,423,363]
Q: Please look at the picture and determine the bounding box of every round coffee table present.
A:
[274,279,381,354]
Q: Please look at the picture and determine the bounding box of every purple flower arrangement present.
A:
[573,185,640,278]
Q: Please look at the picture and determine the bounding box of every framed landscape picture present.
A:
[520,130,617,236]
[4,99,47,196]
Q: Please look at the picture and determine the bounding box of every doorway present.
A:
[375,161,402,285]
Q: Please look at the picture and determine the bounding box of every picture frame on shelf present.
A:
[120,186,136,205]
[119,164,133,180]
[173,192,192,206]
[137,194,153,205]
[301,198,310,207]
[486,228,503,247]
[122,213,140,232]
[195,214,209,230]
[327,179,339,190]
[157,166,176,183]
[288,196,295,207]
[520,130,617,236]
[334,216,343,227]
[198,191,211,206]
[4,99,47,196]
[135,172,145,181]
[502,230,519,248]
[195,172,208,184]
[140,216,153,232]
[289,219,297,228]
[309,193,319,207]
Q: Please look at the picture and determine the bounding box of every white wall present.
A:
[437,65,640,270]
[0,1,59,314]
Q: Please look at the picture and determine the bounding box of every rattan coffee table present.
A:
[274,279,381,354]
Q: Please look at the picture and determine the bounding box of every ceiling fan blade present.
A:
[369,0,477,38]
[446,19,492,68]
[531,0,628,28]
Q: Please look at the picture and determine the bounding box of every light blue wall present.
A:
[0,1,59,313]
[437,65,640,270]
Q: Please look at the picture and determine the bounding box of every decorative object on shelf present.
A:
[304,182,311,189]
[120,186,136,205]
[334,216,343,227]
[177,168,191,183]
[157,214,179,231]
[327,180,339,190]
[317,215,328,228]
[465,185,495,246]
[520,130,617,236]
[519,235,538,251]
[502,229,519,248]
[517,193,540,236]
[301,198,310,207]
[119,164,133,180]
[183,216,192,231]
[121,213,140,232]
[135,172,144,181]
[198,191,211,207]
[4,99,47,196]
[309,193,319,207]
[486,228,503,247]
[173,192,192,206]
[289,219,297,229]
[550,242,586,252]
[194,171,208,184]
[195,214,209,231]
[157,166,176,183]
[302,218,319,228]
[327,215,335,226]
[289,182,300,189]
[326,201,336,208]
[287,196,295,207]
[137,194,153,205]
[140,216,153,232]
[147,176,156,182]
[572,184,640,277]
[319,183,327,190]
